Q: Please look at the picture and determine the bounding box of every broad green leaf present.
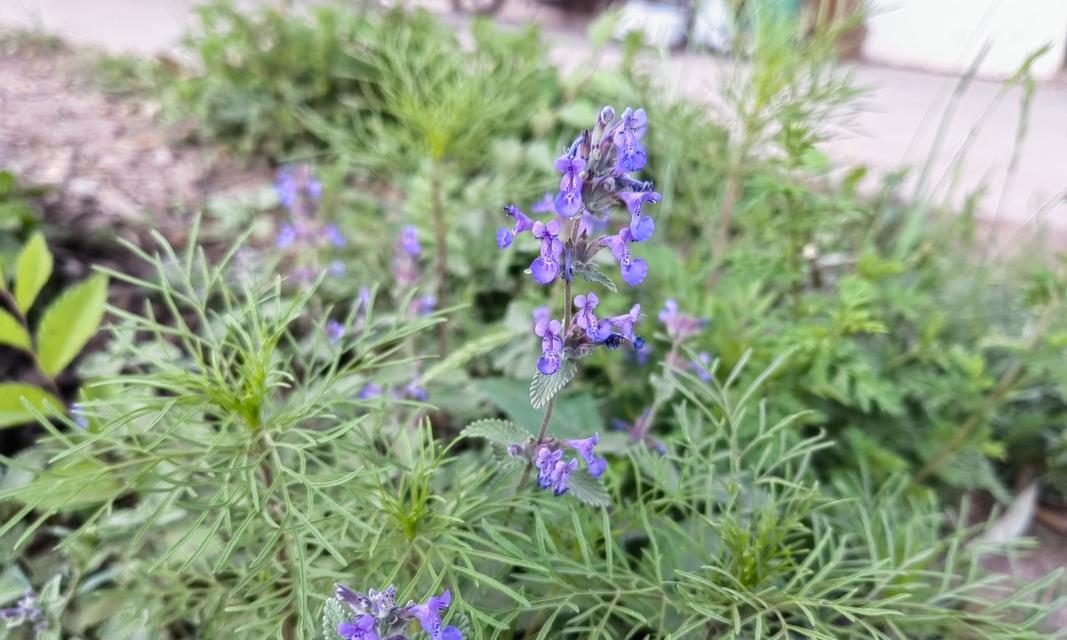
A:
[36,273,108,376]
[530,358,577,409]
[0,383,62,428]
[475,378,602,439]
[13,231,52,313]
[0,307,30,351]
[567,469,610,507]
[461,418,531,446]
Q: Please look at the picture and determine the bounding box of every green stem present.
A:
[256,431,297,640]
[430,162,448,356]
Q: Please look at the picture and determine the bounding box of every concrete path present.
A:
[1,0,1065,234]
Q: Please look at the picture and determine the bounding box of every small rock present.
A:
[67,176,99,198]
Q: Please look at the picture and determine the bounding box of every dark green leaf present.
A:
[567,468,610,507]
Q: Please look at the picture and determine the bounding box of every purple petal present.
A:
[497,227,514,249]
[442,626,464,640]
[629,214,655,242]
[530,257,559,284]
[537,354,561,375]
[621,257,648,287]
[555,189,582,218]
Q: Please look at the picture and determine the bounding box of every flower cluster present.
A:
[1,591,45,633]
[334,584,461,640]
[657,298,711,376]
[499,107,659,377]
[392,225,437,317]
[497,106,659,288]
[508,433,607,496]
[273,165,346,283]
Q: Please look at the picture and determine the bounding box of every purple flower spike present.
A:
[534,319,564,375]
[400,225,421,257]
[573,292,600,334]
[498,205,535,249]
[404,590,453,640]
[530,220,563,285]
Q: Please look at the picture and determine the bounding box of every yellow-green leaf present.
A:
[14,232,52,313]
[36,273,108,377]
[0,308,30,351]
[0,383,62,428]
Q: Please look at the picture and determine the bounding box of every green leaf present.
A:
[13,231,52,313]
[0,383,62,428]
[35,273,108,376]
[321,598,347,640]
[12,457,120,509]
[461,418,531,446]
[530,358,576,409]
[0,308,30,351]
[572,261,617,293]
[567,469,610,507]
[422,328,521,384]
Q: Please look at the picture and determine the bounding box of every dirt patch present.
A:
[0,42,269,249]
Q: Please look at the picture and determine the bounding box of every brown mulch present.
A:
[0,42,269,250]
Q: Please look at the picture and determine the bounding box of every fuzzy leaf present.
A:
[461,419,531,446]
[572,261,617,293]
[14,231,52,313]
[35,273,108,376]
[321,597,347,640]
[0,308,30,351]
[0,383,62,428]
[530,358,577,409]
[567,468,610,507]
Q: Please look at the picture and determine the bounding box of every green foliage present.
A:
[0,233,108,428]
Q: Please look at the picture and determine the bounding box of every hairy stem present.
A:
[431,162,448,356]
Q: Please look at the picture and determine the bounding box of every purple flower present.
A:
[529,220,563,285]
[617,191,660,242]
[535,445,564,489]
[497,205,535,249]
[534,319,563,375]
[323,224,347,248]
[0,592,44,632]
[690,351,713,382]
[573,293,600,336]
[338,615,379,640]
[414,294,437,316]
[532,305,551,327]
[404,590,459,640]
[358,383,382,400]
[549,457,579,496]
[659,299,706,342]
[275,165,322,216]
[563,433,607,478]
[276,223,297,249]
[531,192,555,214]
[555,155,586,219]
[325,319,344,344]
[400,225,421,257]
[605,304,642,344]
[601,229,649,287]
[399,376,428,401]
[71,403,89,430]
[620,107,648,140]
[615,131,647,172]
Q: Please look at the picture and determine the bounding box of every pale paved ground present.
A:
[1,0,1065,236]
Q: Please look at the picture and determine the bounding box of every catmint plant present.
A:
[328,584,462,640]
[0,591,45,633]
[481,106,660,500]
[273,164,347,284]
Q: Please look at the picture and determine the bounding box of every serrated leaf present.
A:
[321,598,347,640]
[35,273,108,376]
[530,358,577,409]
[567,468,610,507]
[572,261,617,293]
[461,418,531,446]
[14,231,52,313]
[0,307,30,351]
[0,383,62,428]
